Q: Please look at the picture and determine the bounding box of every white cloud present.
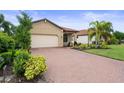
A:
[80,11,124,31]
[1,11,124,32]
[82,12,123,21]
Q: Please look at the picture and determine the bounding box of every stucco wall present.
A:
[77,35,88,44]
[77,35,95,44]
[31,20,63,47]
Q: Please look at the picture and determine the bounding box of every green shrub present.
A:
[12,50,30,76]
[89,44,96,49]
[14,50,30,60]
[79,44,88,49]
[100,42,108,49]
[24,56,47,80]
[0,32,15,53]
[109,36,119,44]
[0,52,12,70]
[77,43,81,46]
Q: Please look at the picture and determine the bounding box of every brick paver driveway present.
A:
[31,48,124,83]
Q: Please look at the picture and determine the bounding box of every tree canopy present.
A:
[113,31,124,43]
[88,21,113,46]
[0,14,16,36]
[15,12,32,50]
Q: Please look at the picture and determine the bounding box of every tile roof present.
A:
[76,29,88,36]
[61,27,79,32]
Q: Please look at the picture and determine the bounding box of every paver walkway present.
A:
[32,48,124,83]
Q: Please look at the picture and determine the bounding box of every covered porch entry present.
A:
[62,27,78,47]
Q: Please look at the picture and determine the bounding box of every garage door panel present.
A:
[77,36,88,44]
[31,35,58,48]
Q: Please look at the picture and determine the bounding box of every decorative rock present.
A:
[0,76,4,82]
[5,75,14,83]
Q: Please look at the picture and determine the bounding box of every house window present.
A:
[64,34,68,42]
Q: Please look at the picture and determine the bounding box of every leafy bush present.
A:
[79,44,88,49]
[0,52,12,70]
[77,43,81,46]
[89,44,96,49]
[113,31,124,44]
[0,32,15,53]
[100,42,108,49]
[12,50,30,76]
[24,56,47,80]
[109,36,119,44]
[14,50,30,60]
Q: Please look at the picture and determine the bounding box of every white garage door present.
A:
[77,36,88,44]
[31,35,58,48]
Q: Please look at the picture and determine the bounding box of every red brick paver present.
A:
[31,48,124,83]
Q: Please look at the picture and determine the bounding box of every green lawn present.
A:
[84,44,124,61]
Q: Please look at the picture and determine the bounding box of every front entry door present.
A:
[63,34,68,46]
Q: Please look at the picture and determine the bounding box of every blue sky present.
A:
[0,10,124,32]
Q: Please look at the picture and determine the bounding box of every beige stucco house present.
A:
[31,18,79,48]
[76,29,95,44]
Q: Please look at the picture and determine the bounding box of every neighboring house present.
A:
[31,18,78,48]
[76,30,95,44]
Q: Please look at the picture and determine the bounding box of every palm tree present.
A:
[100,21,113,43]
[88,21,113,47]
[0,14,15,36]
[15,12,32,50]
[89,21,103,47]
[0,14,4,30]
